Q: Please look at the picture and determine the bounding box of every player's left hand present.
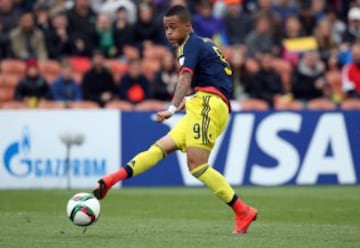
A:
[155,110,173,122]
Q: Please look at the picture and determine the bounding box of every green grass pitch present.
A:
[0,186,359,248]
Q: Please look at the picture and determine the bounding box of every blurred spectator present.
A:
[35,4,51,32]
[50,62,82,102]
[291,50,326,101]
[311,0,326,20]
[253,0,281,35]
[45,12,73,60]
[192,0,225,41]
[351,0,360,8]
[0,0,15,59]
[36,0,68,16]
[241,0,257,13]
[223,0,252,45]
[169,0,188,8]
[325,70,344,105]
[229,48,251,99]
[17,0,36,11]
[342,7,360,45]
[326,49,342,72]
[282,15,304,39]
[337,7,360,65]
[82,51,117,107]
[314,19,338,61]
[298,1,317,36]
[9,11,48,60]
[157,0,188,19]
[1,0,359,112]
[95,13,117,58]
[133,3,164,48]
[245,14,277,58]
[272,0,298,22]
[249,0,274,15]
[66,0,96,57]
[113,7,135,57]
[14,59,49,106]
[342,42,360,98]
[0,18,10,59]
[325,8,346,44]
[119,58,151,104]
[0,0,19,35]
[152,49,178,101]
[212,0,227,19]
[248,51,284,107]
[280,14,305,62]
[91,0,105,12]
[100,0,137,24]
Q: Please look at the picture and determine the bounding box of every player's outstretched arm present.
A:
[156,71,192,122]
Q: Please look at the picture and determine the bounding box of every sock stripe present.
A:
[227,194,238,206]
[192,164,209,178]
[124,165,133,178]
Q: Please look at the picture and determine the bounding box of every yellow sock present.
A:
[191,163,235,203]
[128,144,166,176]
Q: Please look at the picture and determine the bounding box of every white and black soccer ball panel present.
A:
[66,192,101,227]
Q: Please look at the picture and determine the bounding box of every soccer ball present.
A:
[66,192,101,226]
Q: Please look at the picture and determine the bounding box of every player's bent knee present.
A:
[187,157,205,171]
[186,147,210,171]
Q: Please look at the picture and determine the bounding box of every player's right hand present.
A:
[155,110,173,122]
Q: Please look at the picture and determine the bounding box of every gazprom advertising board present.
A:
[0,110,120,189]
[0,110,359,188]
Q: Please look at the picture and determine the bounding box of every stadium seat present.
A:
[38,60,62,83]
[143,45,167,61]
[341,99,360,110]
[1,100,28,109]
[142,59,161,81]
[37,100,66,109]
[0,59,26,76]
[134,100,167,111]
[105,100,134,111]
[104,59,129,82]
[67,101,100,109]
[123,45,140,60]
[68,57,91,74]
[307,99,337,110]
[239,99,269,111]
[0,74,19,88]
[0,86,14,103]
[274,99,303,110]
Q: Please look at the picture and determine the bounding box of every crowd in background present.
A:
[0,0,360,111]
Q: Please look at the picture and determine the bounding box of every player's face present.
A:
[163,15,191,46]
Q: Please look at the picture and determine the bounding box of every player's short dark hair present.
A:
[165,5,191,23]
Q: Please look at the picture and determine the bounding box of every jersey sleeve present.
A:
[178,35,201,75]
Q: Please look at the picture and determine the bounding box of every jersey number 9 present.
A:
[212,46,232,76]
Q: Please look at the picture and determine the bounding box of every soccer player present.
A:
[93,5,257,234]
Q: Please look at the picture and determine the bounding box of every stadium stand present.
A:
[0,0,359,111]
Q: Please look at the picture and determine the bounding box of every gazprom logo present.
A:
[3,127,106,178]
